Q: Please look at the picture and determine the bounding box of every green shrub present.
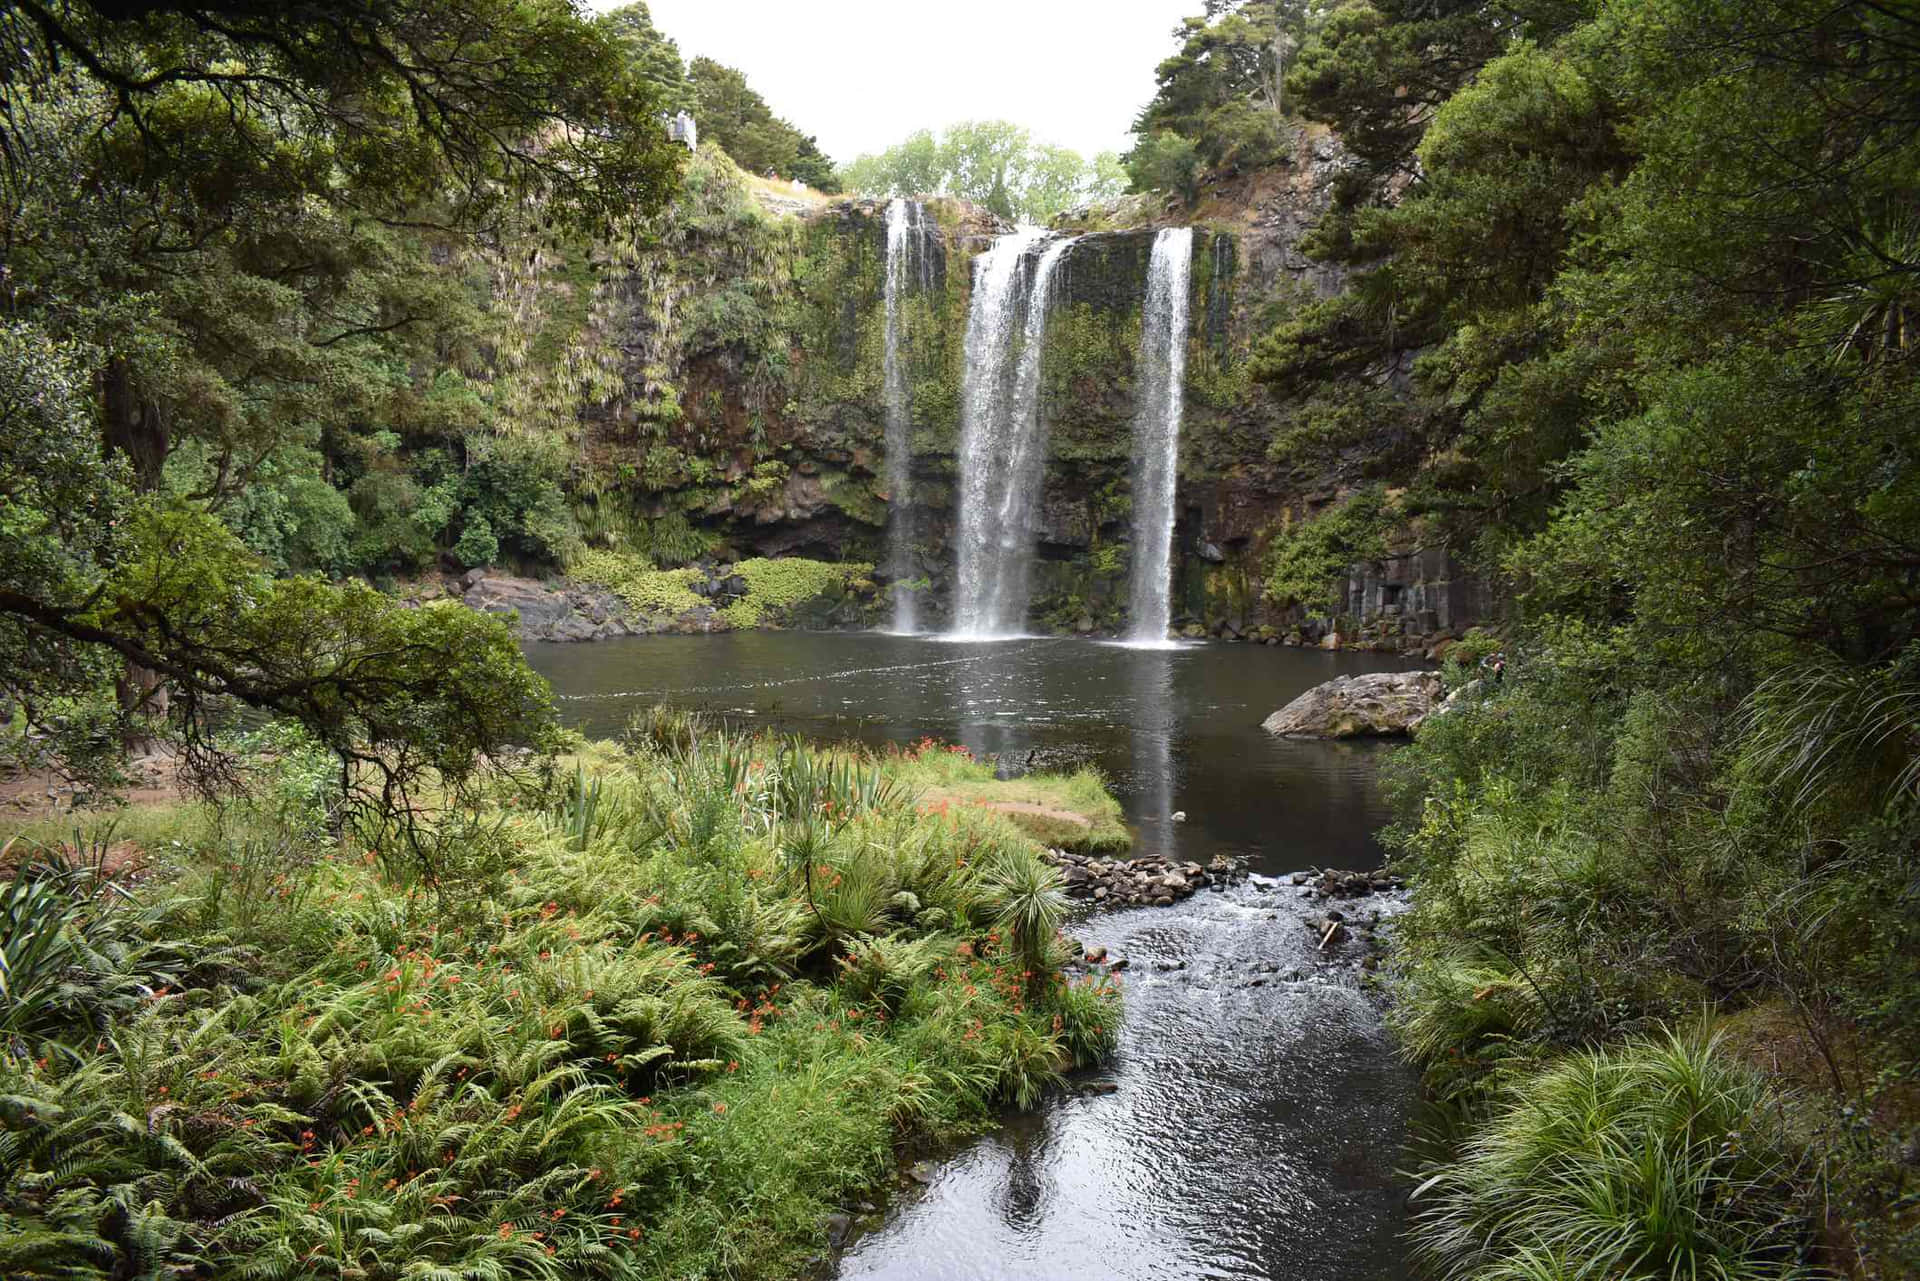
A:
[1411,1031,1814,1281]
[451,515,499,569]
[567,549,704,616]
[1262,486,1392,611]
[1127,130,1201,204]
[718,557,869,629]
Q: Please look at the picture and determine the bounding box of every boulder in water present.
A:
[1261,671,1443,738]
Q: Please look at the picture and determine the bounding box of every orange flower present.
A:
[712,1102,728,1114]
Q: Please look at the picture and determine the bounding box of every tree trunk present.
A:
[102,354,168,489]
[102,355,171,750]
[115,664,170,756]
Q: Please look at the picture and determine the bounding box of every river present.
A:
[526,632,1421,1281]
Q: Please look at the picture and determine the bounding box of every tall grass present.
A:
[1410,1031,1817,1281]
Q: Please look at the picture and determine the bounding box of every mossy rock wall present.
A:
[566,143,1472,646]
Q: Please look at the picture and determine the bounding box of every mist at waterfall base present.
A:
[527,632,1422,1280]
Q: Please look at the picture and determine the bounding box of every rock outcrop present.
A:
[457,575,651,642]
[1260,670,1443,738]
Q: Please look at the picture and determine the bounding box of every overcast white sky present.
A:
[601,0,1199,164]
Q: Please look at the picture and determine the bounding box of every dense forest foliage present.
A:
[0,0,850,790]
[1125,0,1920,1274]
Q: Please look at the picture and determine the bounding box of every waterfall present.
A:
[883,198,930,632]
[1127,227,1194,644]
[951,230,1078,637]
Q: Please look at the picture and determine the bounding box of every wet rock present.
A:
[462,575,575,633]
[1261,670,1445,738]
[824,1212,852,1247]
[907,1161,936,1185]
[1084,944,1108,965]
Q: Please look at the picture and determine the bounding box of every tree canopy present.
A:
[0,0,683,835]
[843,121,1125,223]
[688,57,841,191]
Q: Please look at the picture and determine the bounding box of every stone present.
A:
[461,575,576,637]
[1261,670,1445,738]
[1084,944,1108,964]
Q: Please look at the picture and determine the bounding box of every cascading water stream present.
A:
[882,198,930,633]
[951,230,1078,638]
[1127,227,1194,645]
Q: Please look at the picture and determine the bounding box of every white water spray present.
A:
[1127,228,1194,644]
[883,198,930,632]
[951,230,1078,637]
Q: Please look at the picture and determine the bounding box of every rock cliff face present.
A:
[567,137,1484,650]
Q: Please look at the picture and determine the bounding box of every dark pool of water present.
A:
[525,631,1421,1281]
[525,631,1423,875]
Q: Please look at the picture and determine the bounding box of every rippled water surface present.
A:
[526,632,1420,1280]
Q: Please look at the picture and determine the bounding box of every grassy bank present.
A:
[0,721,1120,1280]
[881,738,1130,856]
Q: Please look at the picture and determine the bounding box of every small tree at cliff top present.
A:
[843,121,1126,222]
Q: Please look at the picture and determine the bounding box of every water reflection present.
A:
[996,1111,1057,1235]
[1125,646,1178,860]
